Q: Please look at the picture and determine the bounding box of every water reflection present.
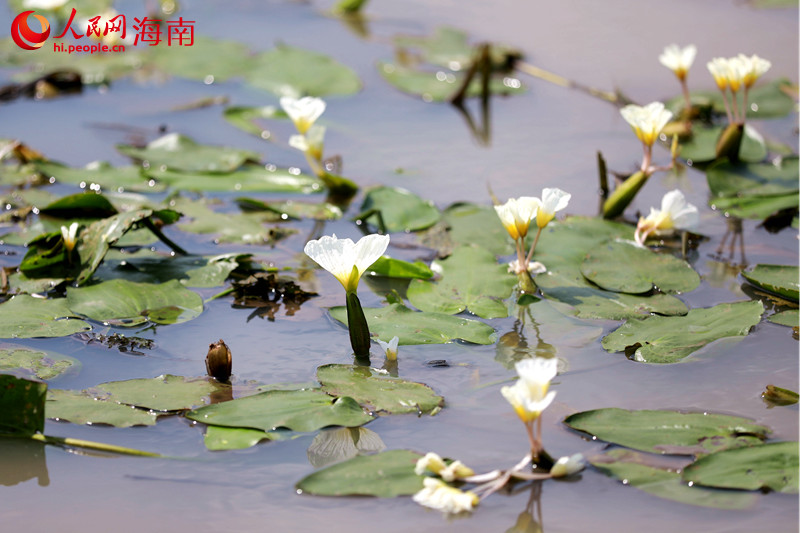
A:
[0,439,49,487]
[504,481,543,533]
[306,427,386,468]
[712,216,747,266]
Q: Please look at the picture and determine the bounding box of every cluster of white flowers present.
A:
[281,96,328,170]
[707,54,771,124]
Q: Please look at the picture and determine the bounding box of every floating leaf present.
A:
[407,245,515,318]
[366,256,434,280]
[317,364,443,415]
[565,408,769,455]
[0,347,79,380]
[668,78,796,119]
[223,105,287,138]
[378,62,523,102]
[590,449,758,509]
[677,125,767,164]
[150,165,322,193]
[46,389,157,427]
[762,385,799,407]
[329,303,496,345]
[34,161,164,193]
[149,36,255,82]
[0,296,90,339]
[706,157,799,220]
[742,264,799,302]
[768,309,798,327]
[95,251,247,288]
[580,239,700,294]
[245,44,362,98]
[186,389,374,432]
[39,192,118,219]
[235,197,341,220]
[117,133,260,173]
[203,425,282,451]
[0,374,46,435]
[95,375,222,412]
[602,301,764,363]
[441,202,514,256]
[67,279,203,327]
[358,186,440,233]
[296,449,423,497]
[683,441,798,493]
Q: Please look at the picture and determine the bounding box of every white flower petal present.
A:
[550,453,585,478]
[620,102,673,147]
[280,96,326,134]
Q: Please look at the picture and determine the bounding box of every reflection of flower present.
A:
[501,358,557,424]
[494,197,539,240]
[307,427,385,468]
[280,96,326,134]
[550,453,585,478]
[412,478,479,514]
[303,234,390,293]
[60,222,79,253]
[659,44,696,81]
[376,335,399,360]
[289,125,326,162]
[534,188,571,229]
[634,189,699,246]
[620,102,673,148]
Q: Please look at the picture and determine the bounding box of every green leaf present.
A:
[245,44,362,98]
[742,264,799,302]
[580,239,700,294]
[235,197,341,220]
[95,251,247,288]
[67,279,204,327]
[187,389,374,431]
[317,364,443,415]
[590,449,758,509]
[329,303,496,345]
[668,78,796,119]
[46,389,157,427]
[677,125,768,164]
[223,105,288,138]
[0,347,79,380]
[601,301,764,363]
[407,245,516,318]
[203,426,285,451]
[0,374,47,435]
[39,192,118,219]
[150,165,322,193]
[149,36,256,82]
[366,256,433,280]
[683,441,798,493]
[359,186,440,233]
[296,449,423,497]
[117,133,260,173]
[0,296,91,339]
[378,62,524,102]
[442,202,515,255]
[95,375,223,412]
[565,408,769,455]
[762,385,799,407]
[768,309,798,327]
[34,161,165,193]
[706,157,799,220]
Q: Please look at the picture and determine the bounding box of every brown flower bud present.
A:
[205,339,232,382]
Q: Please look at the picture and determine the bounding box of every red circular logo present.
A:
[11,11,51,50]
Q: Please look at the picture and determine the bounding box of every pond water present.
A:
[0,0,798,531]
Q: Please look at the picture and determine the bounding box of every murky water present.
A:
[1,0,798,531]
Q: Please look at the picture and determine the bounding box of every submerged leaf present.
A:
[0,347,79,380]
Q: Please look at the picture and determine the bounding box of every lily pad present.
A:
[565,408,769,455]
[317,364,443,415]
[149,36,255,82]
[441,202,515,256]
[95,375,222,412]
[203,425,283,451]
[601,301,764,363]
[580,239,700,294]
[67,279,203,327]
[296,449,423,497]
[46,389,157,427]
[742,264,799,302]
[668,78,796,119]
[95,251,247,288]
[245,44,362,98]
[677,125,768,164]
[0,374,47,435]
[366,256,434,280]
[407,245,516,318]
[683,441,798,493]
[171,197,292,245]
[590,449,758,509]
[150,165,322,193]
[706,157,799,220]
[34,161,164,193]
[329,303,496,345]
[39,192,118,219]
[117,133,260,173]
[0,296,91,339]
[768,309,799,327]
[235,197,341,220]
[378,62,524,102]
[186,389,374,432]
[358,186,440,233]
[223,105,287,138]
[0,347,79,380]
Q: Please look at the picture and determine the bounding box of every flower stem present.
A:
[720,90,734,125]
[525,227,543,266]
[680,79,692,116]
[346,291,371,358]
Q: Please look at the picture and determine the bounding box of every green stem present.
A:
[23,433,161,457]
[346,291,371,358]
[602,170,650,219]
[142,218,188,256]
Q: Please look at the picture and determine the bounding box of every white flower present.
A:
[550,453,585,478]
[507,260,546,275]
[412,478,479,514]
[60,222,79,253]
[494,197,540,240]
[707,57,731,91]
[280,96,326,134]
[500,358,558,423]
[415,452,447,476]
[535,188,571,228]
[620,102,673,147]
[738,54,771,88]
[439,460,475,482]
[304,234,390,293]
[634,189,699,245]
[289,125,326,161]
[376,336,399,360]
[659,44,697,81]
